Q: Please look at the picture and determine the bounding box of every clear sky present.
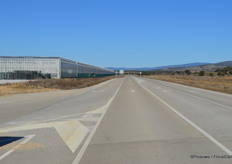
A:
[0,0,231,68]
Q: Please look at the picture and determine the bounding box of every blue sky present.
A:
[0,0,231,67]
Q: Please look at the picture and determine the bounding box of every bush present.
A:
[209,72,214,77]
[198,71,205,76]
[217,72,226,76]
[185,70,191,75]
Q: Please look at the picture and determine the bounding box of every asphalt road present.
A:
[1,76,232,164]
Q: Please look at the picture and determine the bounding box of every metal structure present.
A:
[0,56,114,79]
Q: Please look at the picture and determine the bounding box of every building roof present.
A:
[0,56,114,72]
[0,56,77,63]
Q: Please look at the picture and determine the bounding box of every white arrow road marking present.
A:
[0,120,89,153]
[130,90,135,93]
[54,121,89,153]
[0,135,35,161]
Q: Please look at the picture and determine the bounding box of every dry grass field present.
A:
[0,76,117,96]
[147,75,232,94]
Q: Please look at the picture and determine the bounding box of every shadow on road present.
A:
[0,136,24,147]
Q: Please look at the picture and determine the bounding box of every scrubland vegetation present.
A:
[142,67,232,94]
[146,73,232,94]
[0,76,117,96]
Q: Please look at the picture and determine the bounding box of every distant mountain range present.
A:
[106,61,232,72]
[106,62,210,71]
[160,61,232,72]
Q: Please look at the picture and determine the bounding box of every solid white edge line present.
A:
[135,78,232,155]
[72,78,125,164]
[179,90,232,110]
[0,134,35,161]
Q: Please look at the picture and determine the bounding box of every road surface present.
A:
[0,76,232,164]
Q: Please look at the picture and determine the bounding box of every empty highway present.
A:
[1,76,232,164]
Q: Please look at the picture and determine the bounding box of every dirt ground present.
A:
[0,76,117,96]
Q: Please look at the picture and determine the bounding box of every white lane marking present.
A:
[152,78,232,98]
[0,121,89,153]
[82,114,93,118]
[0,135,35,161]
[77,117,99,122]
[73,78,125,164]
[145,78,232,110]
[86,126,95,131]
[131,77,145,84]
[55,121,89,153]
[86,106,105,114]
[130,90,135,93]
[92,90,104,93]
[137,80,232,155]
[181,91,232,110]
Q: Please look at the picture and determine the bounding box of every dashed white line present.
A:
[180,91,232,110]
[149,79,231,110]
[152,78,232,98]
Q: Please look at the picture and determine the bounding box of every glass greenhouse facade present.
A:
[0,56,114,79]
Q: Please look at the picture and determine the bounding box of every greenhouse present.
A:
[0,56,114,79]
